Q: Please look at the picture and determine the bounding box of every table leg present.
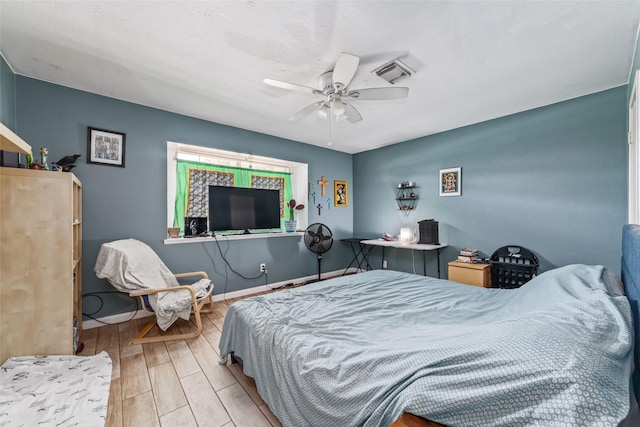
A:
[342,243,359,275]
[359,243,373,271]
[343,242,367,275]
[421,248,442,278]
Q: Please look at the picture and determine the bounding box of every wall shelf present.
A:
[396,183,418,215]
[0,123,32,154]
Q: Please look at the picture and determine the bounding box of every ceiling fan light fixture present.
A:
[331,99,346,117]
[373,58,415,84]
[269,52,404,125]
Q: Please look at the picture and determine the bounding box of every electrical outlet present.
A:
[260,263,266,272]
[383,260,387,269]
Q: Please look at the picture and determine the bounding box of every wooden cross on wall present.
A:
[317,176,329,196]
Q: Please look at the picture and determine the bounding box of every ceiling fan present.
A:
[264,52,409,124]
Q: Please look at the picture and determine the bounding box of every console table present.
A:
[360,239,448,278]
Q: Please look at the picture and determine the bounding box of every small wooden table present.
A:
[448,261,491,287]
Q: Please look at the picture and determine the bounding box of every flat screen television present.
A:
[208,185,281,234]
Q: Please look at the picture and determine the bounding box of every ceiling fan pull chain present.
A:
[328,107,333,146]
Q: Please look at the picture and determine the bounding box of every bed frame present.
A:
[390,413,445,427]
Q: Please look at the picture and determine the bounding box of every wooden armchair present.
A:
[128,270,214,344]
[94,238,214,345]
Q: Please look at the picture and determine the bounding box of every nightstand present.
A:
[448,261,491,287]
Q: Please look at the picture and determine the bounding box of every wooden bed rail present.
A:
[390,413,446,427]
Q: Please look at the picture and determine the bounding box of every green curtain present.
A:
[173,159,292,229]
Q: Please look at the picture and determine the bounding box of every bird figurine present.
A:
[53,154,81,172]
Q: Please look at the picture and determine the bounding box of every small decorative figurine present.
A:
[40,147,49,170]
[53,154,81,172]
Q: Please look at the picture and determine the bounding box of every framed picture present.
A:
[87,127,126,167]
[439,167,461,196]
[334,180,348,207]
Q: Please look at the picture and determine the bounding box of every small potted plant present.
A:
[285,199,304,232]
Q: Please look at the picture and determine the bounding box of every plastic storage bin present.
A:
[490,245,539,288]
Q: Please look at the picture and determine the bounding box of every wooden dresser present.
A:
[448,261,491,287]
[0,167,82,362]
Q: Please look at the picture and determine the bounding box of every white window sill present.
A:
[164,231,304,245]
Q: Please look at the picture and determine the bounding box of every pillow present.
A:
[605,269,625,296]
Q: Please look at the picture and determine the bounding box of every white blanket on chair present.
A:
[153,278,210,330]
[94,238,210,330]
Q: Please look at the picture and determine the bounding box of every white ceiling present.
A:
[1,1,639,154]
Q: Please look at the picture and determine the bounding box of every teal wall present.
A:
[353,87,628,276]
[14,77,354,318]
[8,61,632,317]
[0,55,16,130]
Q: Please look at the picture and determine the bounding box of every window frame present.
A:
[167,141,308,233]
[630,70,640,224]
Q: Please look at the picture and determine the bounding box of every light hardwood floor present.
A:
[79,292,282,427]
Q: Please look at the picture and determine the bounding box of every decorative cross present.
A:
[317,176,329,196]
[316,203,323,215]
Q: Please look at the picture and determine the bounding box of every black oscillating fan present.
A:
[303,223,333,282]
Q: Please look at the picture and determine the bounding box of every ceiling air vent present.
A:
[372,58,415,84]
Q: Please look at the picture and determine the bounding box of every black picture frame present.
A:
[87,126,126,167]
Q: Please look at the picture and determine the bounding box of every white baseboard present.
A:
[82,309,155,329]
[83,267,359,329]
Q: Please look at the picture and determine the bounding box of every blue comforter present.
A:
[219,265,632,426]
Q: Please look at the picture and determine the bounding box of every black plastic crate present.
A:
[490,245,539,288]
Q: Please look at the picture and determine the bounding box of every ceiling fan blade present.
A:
[331,52,360,91]
[289,101,325,121]
[345,87,409,101]
[342,102,363,124]
[264,78,320,96]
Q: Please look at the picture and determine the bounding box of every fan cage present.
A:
[304,223,334,254]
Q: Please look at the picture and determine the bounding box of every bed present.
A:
[219,225,640,427]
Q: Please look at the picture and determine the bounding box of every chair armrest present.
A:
[174,271,209,279]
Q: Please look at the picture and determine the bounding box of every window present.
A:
[167,142,308,233]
